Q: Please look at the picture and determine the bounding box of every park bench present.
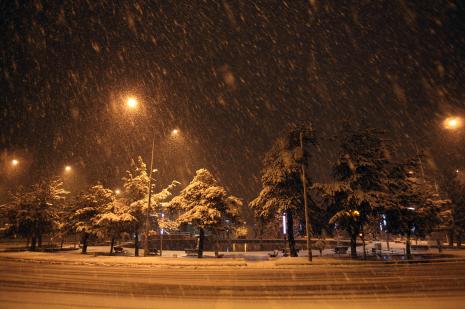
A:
[185,249,198,256]
[411,245,429,251]
[334,246,349,254]
[268,250,279,258]
[113,246,127,255]
[148,248,159,256]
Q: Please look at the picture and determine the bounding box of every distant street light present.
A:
[115,189,121,195]
[11,159,19,166]
[443,116,463,130]
[126,97,138,109]
[171,129,179,136]
[64,165,72,173]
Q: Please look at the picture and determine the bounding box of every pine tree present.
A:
[121,156,179,256]
[2,178,68,250]
[69,184,114,254]
[386,160,446,257]
[121,157,150,256]
[439,171,465,247]
[167,169,242,258]
[250,124,316,257]
[313,128,389,258]
[94,198,135,254]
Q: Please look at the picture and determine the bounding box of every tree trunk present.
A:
[214,231,220,257]
[198,227,205,258]
[81,232,89,254]
[134,231,139,257]
[286,210,298,257]
[350,230,357,258]
[405,231,411,258]
[110,236,115,255]
[386,232,390,250]
[361,225,367,260]
[38,234,42,248]
[448,228,454,247]
[30,235,37,251]
[60,237,64,249]
[258,220,264,251]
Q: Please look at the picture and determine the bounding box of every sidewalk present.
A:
[1,245,464,268]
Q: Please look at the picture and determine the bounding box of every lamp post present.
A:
[145,137,155,256]
[299,131,312,262]
[125,96,181,257]
[126,96,156,257]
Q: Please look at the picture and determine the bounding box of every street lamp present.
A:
[124,96,179,257]
[64,165,72,173]
[125,96,155,256]
[115,189,121,195]
[126,97,138,109]
[11,159,19,166]
[443,116,463,130]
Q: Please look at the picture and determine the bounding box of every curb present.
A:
[275,257,465,267]
[0,255,248,268]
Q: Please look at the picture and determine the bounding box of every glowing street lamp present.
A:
[115,189,121,195]
[64,165,72,173]
[11,159,19,166]
[123,95,183,256]
[124,95,155,256]
[443,116,463,130]
[126,97,138,109]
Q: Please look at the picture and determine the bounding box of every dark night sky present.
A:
[1,1,464,201]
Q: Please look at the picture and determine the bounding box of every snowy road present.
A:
[1,259,465,308]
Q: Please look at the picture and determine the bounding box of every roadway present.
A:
[1,258,465,308]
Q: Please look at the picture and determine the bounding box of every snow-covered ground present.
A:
[0,241,463,269]
[1,253,465,309]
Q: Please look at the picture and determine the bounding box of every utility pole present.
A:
[300,131,312,262]
[144,137,155,256]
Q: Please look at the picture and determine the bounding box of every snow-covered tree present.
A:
[385,161,445,257]
[167,169,242,258]
[121,156,179,256]
[69,184,114,254]
[93,198,135,254]
[1,178,68,250]
[121,156,150,256]
[250,124,317,257]
[313,128,389,258]
[439,170,465,247]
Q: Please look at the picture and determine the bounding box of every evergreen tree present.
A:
[250,124,316,257]
[168,169,242,258]
[94,198,135,254]
[2,178,68,250]
[121,157,150,256]
[439,171,465,246]
[69,184,114,254]
[313,128,389,258]
[386,160,446,257]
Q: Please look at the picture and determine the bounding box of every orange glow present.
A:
[443,116,462,130]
